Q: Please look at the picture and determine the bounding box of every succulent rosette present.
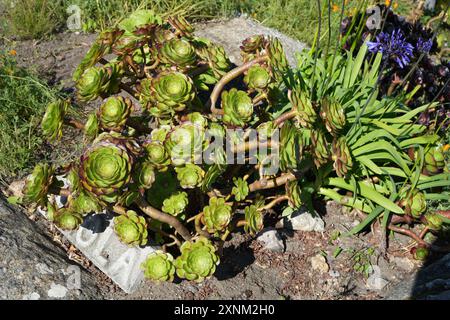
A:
[54,209,84,231]
[221,88,254,127]
[168,16,194,37]
[203,197,232,233]
[23,163,55,205]
[279,121,303,171]
[286,180,302,208]
[164,123,205,166]
[114,210,148,246]
[257,121,277,141]
[240,35,266,61]
[311,130,331,168]
[195,43,232,89]
[332,137,353,178]
[67,167,80,192]
[174,237,219,282]
[412,246,429,261]
[175,164,205,189]
[79,141,133,203]
[186,112,208,129]
[244,205,263,235]
[76,64,121,102]
[424,145,446,175]
[71,190,102,215]
[141,251,176,282]
[402,189,427,218]
[133,161,156,190]
[159,38,197,68]
[72,29,122,81]
[424,212,443,231]
[231,177,249,201]
[145,72,196,118]
[143,140,170,170]
[162,191,189,216]
[41,100,69,142]
[266,37,289,81]
[288,88,316,129]
[84,113,99,141]
[320,98,346,135]
[118,9,162,38]
[244,65,271,90]
[98,96,132,131]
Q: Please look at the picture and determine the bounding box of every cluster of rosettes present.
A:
[23,10,299,284]
[21,8,450,284]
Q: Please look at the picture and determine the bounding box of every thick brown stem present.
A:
[236,220,247,228]
[273,110,297,127]
[232,141,272,154]
[388,224,428,247]
[65,118,85,130]
[249,172,296,192]
[209,56,269,114]
[436,210,450,219]
[135,197,192,241]
[259,195,289,211]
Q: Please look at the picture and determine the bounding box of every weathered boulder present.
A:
[195,17,308,67]
[0,198,103,299]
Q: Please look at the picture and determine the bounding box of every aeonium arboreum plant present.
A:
[17,8,450,287]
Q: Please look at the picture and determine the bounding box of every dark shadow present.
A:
[214,237,255,281]
[410,234,450,300]
[81,212,114,234]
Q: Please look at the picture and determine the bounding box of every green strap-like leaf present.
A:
[326,178,404,214]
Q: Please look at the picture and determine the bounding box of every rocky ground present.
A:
[1,18,449,300]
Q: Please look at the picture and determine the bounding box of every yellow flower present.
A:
[443,144,450,152]
[385,0,391,5]
[9,49,17,56]
[393,2,398,9]
[332,4,339,13]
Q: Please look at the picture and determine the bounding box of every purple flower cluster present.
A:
[416,37,433,53]
[367,29,414,68]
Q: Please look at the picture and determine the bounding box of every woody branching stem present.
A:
[134,196,192,241]
[65,118,85,130]
[258,195,289,211]
[209,56,269,115]
[249,172,296,192]
[273,110,297,127]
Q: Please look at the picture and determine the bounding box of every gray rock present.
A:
[257,228,284,252]
[195,17,308,67]
[366,266,389,291]
[0,198,102,299]
[384,253,450,300]
[391,256,416,272]
[278,207,325,232]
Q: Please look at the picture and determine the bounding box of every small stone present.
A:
[47,283,68,299]
[329,270,340,278]
[257,228,284,252]
[278,208,325,232]
[22,292,40,300]
[366,266,389,290]
[310,254,329,273]
[392,256,415,272]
